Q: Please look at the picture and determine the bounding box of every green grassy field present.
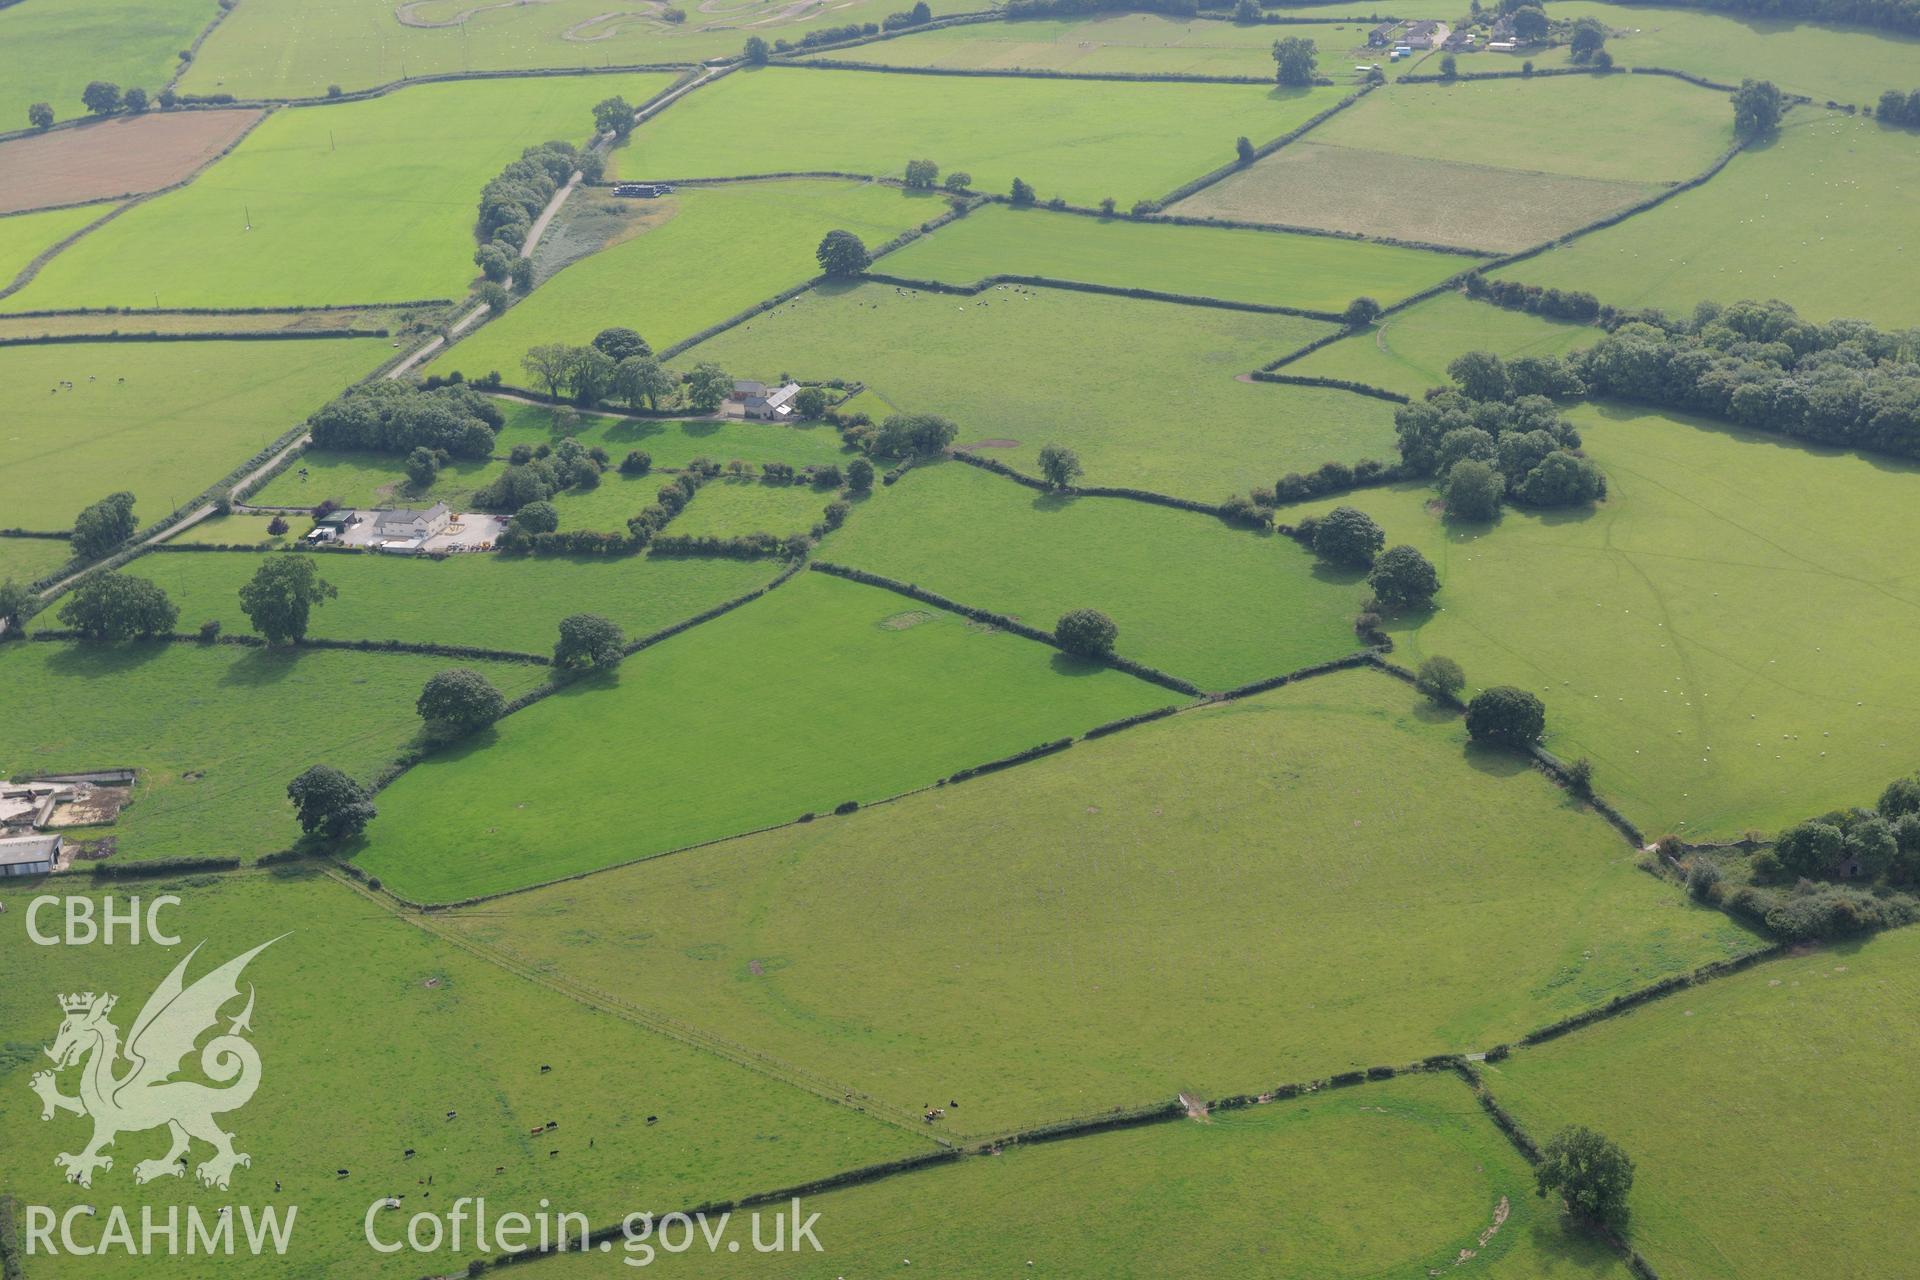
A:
[670,476,833,539]
[1287,291,1598,397]
[540,1072,1629,1279]
[0,203,112,286]
[826,459,1362,689]
[360,570,1173,901]
[1290,403,1920,838]
[1313,74,1733,184]
[611,66,1345,206]
[0,534,72,584]
[0,337,389,532]
[114,548,777,653]
[1537,0,1920,104]
[0,0,212,128]
[688,281,1392,500]
[167,512,300,546]
[1,75,674,311]
[179,0,980,99]
[879,202,1476,311]
[1171,140,1666,253]
[1486,926,1920,1280]
[249,448,505,511]
[493,398,855,471]
[803,13,1434,79]
[1494,113,1920,328]
[0,871,930,1280]
[438,666,1755,1132]
[0,640,547,862]
[444,179,939,379]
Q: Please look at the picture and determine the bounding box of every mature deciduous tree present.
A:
[1534,1127,1634,1228]
[416,668,509,740]
[1055,608,1118,658]
[238,555,337,644]
[816,229,870,277]
[287,765,376,840]
[554,612,624,670]
[57,572,178,640]
[71,491,138,560]
[1466,685,1546,748]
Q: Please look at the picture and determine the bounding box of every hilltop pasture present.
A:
[440,667,1754,1134]
[879,201,1476,311]
[0,872,929,1280]
[611,67,1345,206]
[827,459,1363,690]
[0,337,389,532]
[1,75,676,311]
[1289,404,1920,838]
[686,281,1389,500]
[1494,113,1920,328]
[360,570,1172,901]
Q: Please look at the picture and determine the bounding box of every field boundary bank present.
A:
[1261,133,1760,375]
[0,202,144,303]
[948,445,1410,519]
[1251,370,1409,401]
[1366,655,1653,846]
[860,269,1345,321]
[163,0,241,98]
[808,559,1207,695]
[1452,1064,1664,1279]
[367,649,1387,913]
[157,63,704,120]
[25,628,551,665]
[342,871,950,1140]
[0,329,387,347]
[4,299,451,318]
[772,57,1273,84]
[355,560,804,803]
[987,196,1493,258]
[1152,81,1376,210]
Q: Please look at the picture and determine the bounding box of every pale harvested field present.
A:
[1170,141,1664,253]
[0,109,262,214]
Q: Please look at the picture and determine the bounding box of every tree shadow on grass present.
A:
[42,638,172,679]
[216,646,303,688]
[1519,1209,1635,1277]
[1029,491,1075,515]
[1309,561,1369,587]
[1048,651,1108,678]
[1411,698,1459,726]
[1463,740,1534,778]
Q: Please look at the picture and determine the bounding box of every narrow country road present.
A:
[385,66,726,381]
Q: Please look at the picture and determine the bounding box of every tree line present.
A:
[1574,299,1920,459]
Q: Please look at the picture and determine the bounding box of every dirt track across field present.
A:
[0,109,263,215]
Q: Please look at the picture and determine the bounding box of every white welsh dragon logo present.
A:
[30,938,281,1190]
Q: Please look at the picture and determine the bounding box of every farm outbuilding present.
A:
[0,833,61,877]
